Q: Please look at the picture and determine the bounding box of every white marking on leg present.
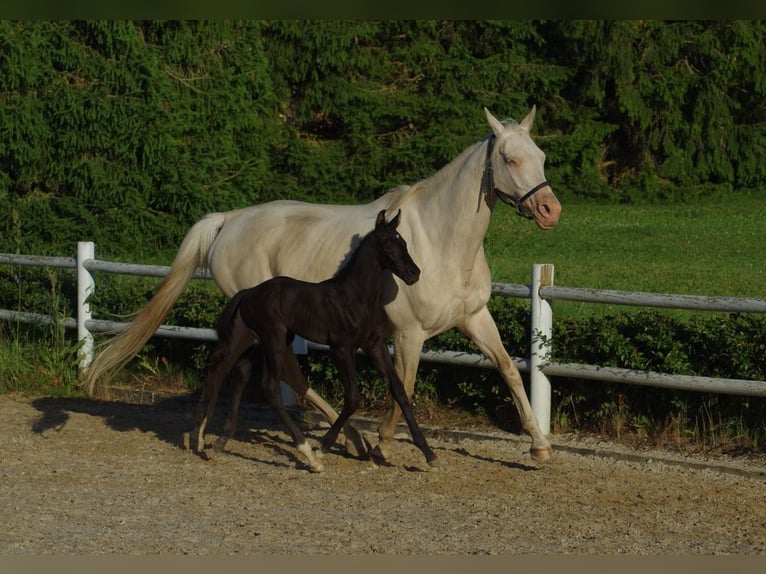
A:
[195,417,207,453]
[296,441,324,473]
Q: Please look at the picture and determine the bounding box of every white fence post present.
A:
[77,241,95,373]
[530,263,554,435]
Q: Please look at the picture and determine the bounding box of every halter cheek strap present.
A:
[484,135,550,220]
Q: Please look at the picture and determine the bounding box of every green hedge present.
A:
[2,21,766,258]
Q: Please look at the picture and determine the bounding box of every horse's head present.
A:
[374,209,421,285]
[484,107,561,230]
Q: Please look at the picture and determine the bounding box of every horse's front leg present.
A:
[460,305,553,462]
[319,347,361,454]
[372,329,426,465]
[366,339,438,467]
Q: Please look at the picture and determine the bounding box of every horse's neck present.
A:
[336,238,385,308]
[412,139,493,259]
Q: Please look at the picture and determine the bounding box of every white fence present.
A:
[2,241,766,435]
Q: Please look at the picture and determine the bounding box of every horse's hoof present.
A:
[181,432,191,451]
[427,456,440,468]
[309,462,325,473]
[343,432,368,459]
[369,445,392,467]
[530,445,554,462]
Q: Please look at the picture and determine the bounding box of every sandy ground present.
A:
[1,392,764,555]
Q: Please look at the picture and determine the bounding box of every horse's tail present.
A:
[83,212,228,395]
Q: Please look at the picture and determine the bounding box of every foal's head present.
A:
[373,209,420,286]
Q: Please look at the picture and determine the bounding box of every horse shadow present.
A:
[445,444,540,472]
[27,392,322,462]
[28,394,540,473]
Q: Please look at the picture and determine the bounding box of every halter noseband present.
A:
[484,135,549,220]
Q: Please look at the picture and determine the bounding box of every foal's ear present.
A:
[376,209,387,228]
[389,209,402,228]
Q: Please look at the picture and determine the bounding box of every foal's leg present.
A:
[319,346,361,454]
[460,305,553,461]
[263,347,324,473]
[190,340,249,456]
[367,339,438,467]
[372,329,427,464]
[301,389,368,458]
[285,341,367,457]
[212,353,255,452]
[189,345,229,452]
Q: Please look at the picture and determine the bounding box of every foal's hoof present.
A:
[181,432,191,451]
[212,436,229,452]
[530,445,554,462]
[426,455,441,469]
[343,429,369,459]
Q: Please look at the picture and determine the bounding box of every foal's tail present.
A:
[83,212,228,395]
[214,289,249,345]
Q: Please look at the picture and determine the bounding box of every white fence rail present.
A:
[2,241,766,435]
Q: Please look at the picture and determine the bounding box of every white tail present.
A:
[83,212,227,395]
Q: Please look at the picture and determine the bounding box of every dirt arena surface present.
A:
[1,392,764,555]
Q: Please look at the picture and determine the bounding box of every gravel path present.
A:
[1,393,764,555]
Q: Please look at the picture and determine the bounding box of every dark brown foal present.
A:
[190,209,438,472]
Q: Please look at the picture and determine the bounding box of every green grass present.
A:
[484,192,766,318]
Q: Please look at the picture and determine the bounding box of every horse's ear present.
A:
[376,209,387,228]
[390,209,402,228]
[484,107,505,137]
[520,105,537,131]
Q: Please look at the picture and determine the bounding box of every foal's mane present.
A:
[331,227,377,281]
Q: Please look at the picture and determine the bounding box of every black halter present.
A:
[484,135,550,220]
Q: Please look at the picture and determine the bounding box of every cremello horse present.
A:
[84,107,561,462]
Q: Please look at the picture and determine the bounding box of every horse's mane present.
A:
[383,184,421,214]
